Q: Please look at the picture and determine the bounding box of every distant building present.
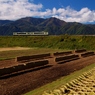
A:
[13,32,48,36]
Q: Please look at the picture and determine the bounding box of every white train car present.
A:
[13,32,48,36]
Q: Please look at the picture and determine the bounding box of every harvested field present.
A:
[43,67,95,95]
[0,53,95,95]
[1,50,93,78]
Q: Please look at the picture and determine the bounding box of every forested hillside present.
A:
[0,17,95,35]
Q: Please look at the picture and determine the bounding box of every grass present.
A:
[0,35,95,50]
[24,63,95,95]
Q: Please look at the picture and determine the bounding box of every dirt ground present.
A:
[0,47,31,52]
[0,55,95,95]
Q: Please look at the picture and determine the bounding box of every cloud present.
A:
[0,0,95,23]
[51,7,95,23]
[0,0,43,20]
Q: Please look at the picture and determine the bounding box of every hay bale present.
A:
[74,49,86,53]
[53,51,72,56]
[0,66,15,77]
[81,52,95,57]
[0,60,49,78]
[16,53,51,62]
[25,60,49,69]
[55,54,79,64]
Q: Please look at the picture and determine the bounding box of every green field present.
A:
[0,35,95,50]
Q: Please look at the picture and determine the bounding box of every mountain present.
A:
[0,20,13,26]
[37,17,67,35]
[0,17,95,35]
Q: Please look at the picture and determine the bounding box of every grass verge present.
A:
[24,63,95,95]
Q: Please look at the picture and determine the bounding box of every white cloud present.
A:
[0,0,95,23]
[52,7,95,23]
[0,0,43,20]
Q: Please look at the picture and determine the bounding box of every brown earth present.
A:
[0,55,95,95]
[0,47,31,52]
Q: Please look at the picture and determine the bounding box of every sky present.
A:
[0,0,95,23]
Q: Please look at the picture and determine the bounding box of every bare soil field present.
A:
[0,54,95,95]
[0,47,31,52]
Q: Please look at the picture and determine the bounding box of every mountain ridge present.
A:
[0,17,95,35]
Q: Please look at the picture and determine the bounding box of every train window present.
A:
[33,32,44,34]
[17,32,26,34]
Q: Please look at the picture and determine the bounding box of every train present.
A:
[13,32,49,36]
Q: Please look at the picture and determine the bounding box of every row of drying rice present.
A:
[42,67,95,95]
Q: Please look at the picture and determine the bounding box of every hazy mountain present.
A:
[0,17,95,35]
[0,20,13,26]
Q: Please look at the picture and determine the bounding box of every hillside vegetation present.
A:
[0,35,95,50]
[0,17,95,35]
